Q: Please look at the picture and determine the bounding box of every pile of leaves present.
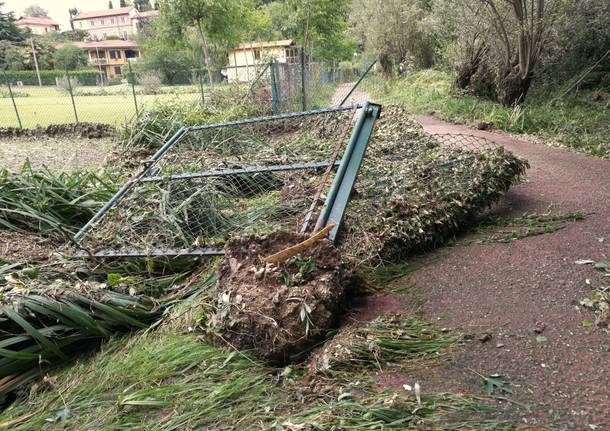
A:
[576,259,610,329]
[0,163,118,239]
[341,106,529,264]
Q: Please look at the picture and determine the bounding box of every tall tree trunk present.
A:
[195,20,214,87]
[498,63,532,106]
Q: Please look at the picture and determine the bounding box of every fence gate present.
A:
[74,103,381,258]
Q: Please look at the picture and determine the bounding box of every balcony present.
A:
[91,58,108,66]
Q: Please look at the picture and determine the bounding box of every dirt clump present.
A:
[0,231,57,262]
[208,230,352,364]
[0,123,115,140]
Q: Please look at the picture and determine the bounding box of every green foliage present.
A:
[236,0,356,62]
[0,2,24,42]
[0,163,118,238]
[50,30,90,42]
[52,44,88,71]
[0,41,24,70]
[0,69,99,85]
[136,40,194,84]
[23,4,49,18]
[134,0,153,11]
[364,70,610,159]
[351,0,436,75]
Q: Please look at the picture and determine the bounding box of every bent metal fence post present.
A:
[337,60,377,107]
[74,103,381,258]
[5,77,22,129]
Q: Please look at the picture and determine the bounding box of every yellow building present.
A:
[225,40,299,83]
[76,40,141,80]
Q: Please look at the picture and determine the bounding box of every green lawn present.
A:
[1,85,204,128]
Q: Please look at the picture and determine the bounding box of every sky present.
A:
[3,0,111,30]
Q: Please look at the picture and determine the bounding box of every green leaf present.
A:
[107,273,123,287]
[535,335,547,343]
[482,374,512,395]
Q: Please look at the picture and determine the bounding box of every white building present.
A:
[71,6,159,41]
[225,40,299,83]
[15,16,60,35]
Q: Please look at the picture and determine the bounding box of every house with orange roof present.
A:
[16,16,60,35]
[71,40,141,79]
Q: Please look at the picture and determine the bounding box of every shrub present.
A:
[137,71,163,95]
[56,75,81,92]
[1,70,99,86]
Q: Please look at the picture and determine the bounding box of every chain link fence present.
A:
[1,59,375,129]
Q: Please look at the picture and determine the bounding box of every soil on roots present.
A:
[208,230,352,364]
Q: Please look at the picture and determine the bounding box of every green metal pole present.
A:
[128,60,139,117]
[66,69,79,124]
[6,77,22,129]
[198,68,205,106]
[300,48,306,111]
[315,103,382,241]
[270,62,279,113]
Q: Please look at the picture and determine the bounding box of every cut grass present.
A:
[460,211,585,245]
[363,70,610,159]
[311,313,457,375]
[0,309,508,430]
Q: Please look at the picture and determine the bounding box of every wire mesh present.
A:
[78,106,360,256]
[339,106,527,265]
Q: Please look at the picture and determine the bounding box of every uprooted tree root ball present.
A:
[207,231,353,364]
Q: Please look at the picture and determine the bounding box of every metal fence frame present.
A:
[74,102,381,258]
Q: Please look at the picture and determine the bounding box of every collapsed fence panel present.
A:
[75,104,381,258]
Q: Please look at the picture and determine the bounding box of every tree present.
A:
[68,8,78,30]
[351,0,435,76]
[53,43,87,70]
[23,4,49,18]
[108,1,114,9]
[50,29,90,42]
[160,0,243,85]
[0,2,24,42]
[134,0,152,11]
[480,0,552,105]
[0,41,24,70]
[286,0,355,62]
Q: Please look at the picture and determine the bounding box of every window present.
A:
[254,49,261,61]
[121,17,126,23]
[103,32,107,39]
[286,47,299,64]
[122,31,128,39]
[111,18,115,24]
[100,19,104,25]
[114,66,122,76]
[90,20,94,26]
[125,49,139,59]
[109,50,122,60]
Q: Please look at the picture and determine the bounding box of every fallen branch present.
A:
[264,224,336,264]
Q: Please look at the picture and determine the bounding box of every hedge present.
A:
[0,70,100,86]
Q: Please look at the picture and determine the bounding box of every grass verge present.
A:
[0,310,508,430]
[363,70,610,159]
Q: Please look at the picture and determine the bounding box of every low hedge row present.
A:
[1,70,100,86]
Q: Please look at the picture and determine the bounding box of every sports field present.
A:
[0,85,203,128]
